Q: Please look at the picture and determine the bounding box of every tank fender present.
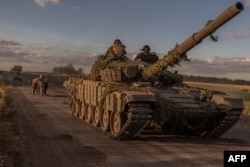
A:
[212,94,244,109]
[102,90,155,114]
[122,91,156,103]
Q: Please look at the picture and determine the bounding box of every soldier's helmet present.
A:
[113,39,122,45]
[140,45,150,51]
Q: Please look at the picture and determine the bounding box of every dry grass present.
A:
[184,81,250,100]
[0,75,7,110]
[0,75,22,167]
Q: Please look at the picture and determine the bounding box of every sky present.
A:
[0,0,250,80]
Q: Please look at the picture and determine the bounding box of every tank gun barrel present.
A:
[177,2,244,54]
[143,2,244,79]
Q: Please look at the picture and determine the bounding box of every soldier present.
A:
[38,74,48,95]
[88,39,129,80]
[43,76,49,95]
[105,39,129,61]
[134,45,159,64]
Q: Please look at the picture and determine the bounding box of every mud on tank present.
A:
[64,2,244,140]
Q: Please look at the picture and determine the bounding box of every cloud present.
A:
[204,58,215,64]
[174,56,250,80]
[0,49,27,57]
[1,37,250,80]
[35,0,63,7]
[29,43,57,51]
[0,39,21,46]
[190,56,250,66]
[0,38,98,71]
[0,39,26,57]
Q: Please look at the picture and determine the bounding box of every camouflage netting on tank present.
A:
[151,95,207,134]
[87,54,108,80]
[150,94,184,131]
[66,76,84,110]
[143,48,188,79]
[100,61,147,82]
[98,83,155,109]
[150,87,222,134]
[87,46,128,81]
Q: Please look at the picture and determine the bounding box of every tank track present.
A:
[205,109,242,138]
[102,103,153,140]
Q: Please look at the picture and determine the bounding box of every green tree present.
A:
[52,64,78,74]
[64,63,76,74]
[77,67,83,74]
[10,65,22,72]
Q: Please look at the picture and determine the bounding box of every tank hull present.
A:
[66,78,243,140]
[151,87,243,137]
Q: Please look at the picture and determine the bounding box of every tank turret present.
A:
[64,2,245,140]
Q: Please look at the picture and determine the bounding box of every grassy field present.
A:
[185,81,250,125]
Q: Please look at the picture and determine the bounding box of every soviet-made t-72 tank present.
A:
[64,2,244,140]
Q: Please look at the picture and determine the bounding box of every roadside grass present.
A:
[185,81,250,125]
[0,75,22,167]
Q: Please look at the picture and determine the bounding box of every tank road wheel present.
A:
[70,100,76,116]
[100,109,110,131]
[85,105,92,123]
[69,87,76,115]
[92,107,100,127]
[110,111,126,137]
[79,101,86,120]
[73,100,80,117]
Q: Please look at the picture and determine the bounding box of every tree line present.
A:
[9,64,250,85]
[52,63,84,75]
[10,64,84,75]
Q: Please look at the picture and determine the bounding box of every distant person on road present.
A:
[134,45,159,64]
[38,74,44,82]
[43,76,49,95]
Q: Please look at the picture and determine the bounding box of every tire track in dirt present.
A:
[13,87,106,167]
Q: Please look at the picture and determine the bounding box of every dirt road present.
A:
[11,82,250,167]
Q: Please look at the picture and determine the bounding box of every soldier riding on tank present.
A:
[110,39,129,61]
[134,45,159,64]
[87,39,129,80]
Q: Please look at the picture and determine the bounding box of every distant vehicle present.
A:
[13,73,22,81]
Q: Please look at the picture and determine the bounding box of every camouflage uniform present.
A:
[87,39,129,80]
[105,39,129,61]
[135,45,159,64]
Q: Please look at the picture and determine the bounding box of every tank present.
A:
[64,2,244,140]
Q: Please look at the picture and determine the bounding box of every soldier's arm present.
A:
[151,52,159,61]
[134,53,143,61]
